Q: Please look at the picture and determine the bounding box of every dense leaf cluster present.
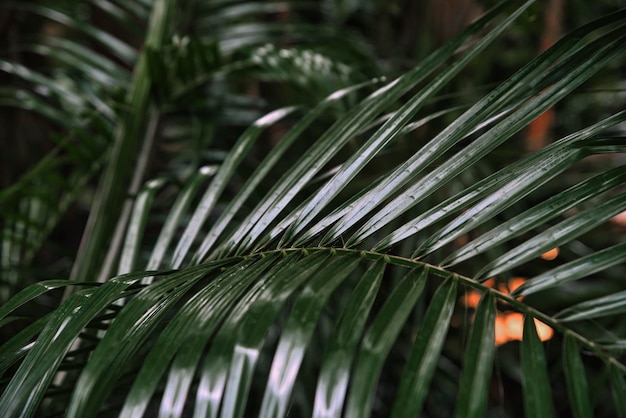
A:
[1,0,625,417]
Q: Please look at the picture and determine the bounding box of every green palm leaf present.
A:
[1,0,626,417]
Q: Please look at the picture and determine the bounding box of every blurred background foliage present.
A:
[0,0,625,417]
[2,0,623,286]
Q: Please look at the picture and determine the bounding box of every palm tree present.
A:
[1,0,625,417]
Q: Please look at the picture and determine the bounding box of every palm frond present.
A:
[1,1,626,417]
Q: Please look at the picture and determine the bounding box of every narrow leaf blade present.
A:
[521,316,554,418]
[454,292,496,418]
[563,335,593,418]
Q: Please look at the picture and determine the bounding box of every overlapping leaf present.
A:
[1,1,626,417]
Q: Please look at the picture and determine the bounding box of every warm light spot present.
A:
[612,211,626,226]
[460,279,497,307]
[495,313,554,346]
[461,291,481,308]
[495,315,509,346]
[504,313,524,342]
[494,277,527,300]
[455,234,469,246]
[460,278,554,346]
[483,278,496,289]
[540,247,559,260]
[495,312,524,346]
[534,318,554,342]
[507,277,527,294]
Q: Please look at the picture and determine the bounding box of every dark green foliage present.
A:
[1,1,625,416]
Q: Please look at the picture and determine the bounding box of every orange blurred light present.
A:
[483,278,496,289]
[507,277,526,294]
[540,247,559,260]
[504,313,524,342]
[461,291,481,308]
[461,277,554,346]
[494,312,554,346]
[534,318,554,342]
[612,211,626,226]
[495,315,509,346]
[455,234,469,246]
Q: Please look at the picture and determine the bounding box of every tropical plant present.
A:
[1,0,625,417]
